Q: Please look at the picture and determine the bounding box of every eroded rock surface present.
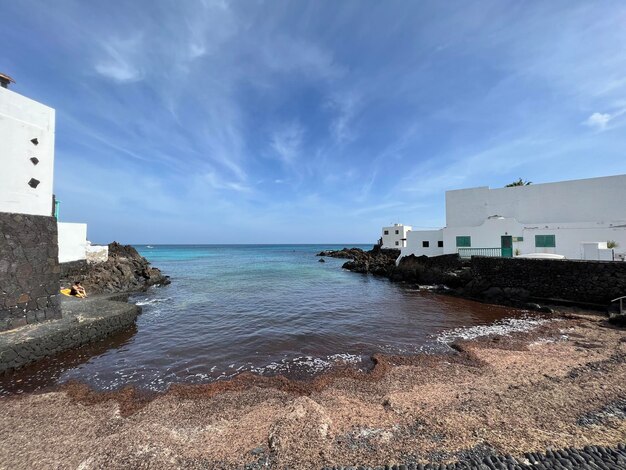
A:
[60,242,170,294]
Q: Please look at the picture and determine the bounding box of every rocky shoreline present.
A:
[60,242,170,294]
[1,311,624,468]
[317,247,626,322]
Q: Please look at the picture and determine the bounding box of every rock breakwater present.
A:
[60,242,170,294]
[317,246,400,276]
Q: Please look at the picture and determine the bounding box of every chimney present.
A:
[0,73,15,89]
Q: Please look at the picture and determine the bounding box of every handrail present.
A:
[611,296,626,315]
[458,247,502,258]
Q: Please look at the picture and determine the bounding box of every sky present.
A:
[2,1,626,244]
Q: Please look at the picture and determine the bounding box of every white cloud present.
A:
[270,122,304,163]
[327,92,360,144]
[261,37,344,81]
[94,35,144,83]
[584,112,612,130]
[202,170,252,193]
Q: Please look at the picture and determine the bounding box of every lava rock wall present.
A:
[0,212,61,331]
[469,256,626,305]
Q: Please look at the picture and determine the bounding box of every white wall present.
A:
[401,229,444,258]
[57,222,87,263]
[444,217,523,254]
[0,87,55,216]
[442,217,626,260]
[382,224,412,248]
[446,174,626,228]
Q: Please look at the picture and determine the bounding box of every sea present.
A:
[0,244,543,395]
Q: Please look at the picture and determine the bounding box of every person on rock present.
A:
[70,281,87,298]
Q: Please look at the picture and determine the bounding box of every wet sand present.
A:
[1,311,625,469]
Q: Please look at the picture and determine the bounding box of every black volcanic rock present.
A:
[60,242,170,294]
[331,245,401,276]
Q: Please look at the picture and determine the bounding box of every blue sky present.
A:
[2,1,626,244]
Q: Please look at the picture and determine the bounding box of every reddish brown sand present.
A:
[1,312,625,469]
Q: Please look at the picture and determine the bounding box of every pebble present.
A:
[325,444,626,470]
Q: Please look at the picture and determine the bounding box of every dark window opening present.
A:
[422,241,429,248]
[456,236,471,247]
[395,241,399,246]
[28,178,40,188]
[395,230,399,235]
[384,230,389,235]
[30,138,39,145]
[438,241,444,248]
[30,157,39,165]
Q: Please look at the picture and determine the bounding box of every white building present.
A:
[381,223,412,248]
[0,76,55,217]
[399,175,626,261]
[0,76,107,264]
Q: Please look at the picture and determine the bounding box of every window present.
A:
[535,235,556,248]
[395,230,399,235]
[422,241,429,248]
[395,241,399,246]
[384,230,389,235]
[438,241,444,248]
[456,236,471,247]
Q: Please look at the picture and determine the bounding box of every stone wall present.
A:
[0,212,61,331]
[0,294,140,373]
[468,257,626,305]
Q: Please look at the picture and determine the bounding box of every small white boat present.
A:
[515,253,565,259]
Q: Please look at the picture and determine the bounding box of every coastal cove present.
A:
[0,244,535,395]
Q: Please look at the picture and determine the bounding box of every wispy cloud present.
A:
[270,122,304,164]
[6,0,626,243]
[326,92,360,144]
[94,35,144,83]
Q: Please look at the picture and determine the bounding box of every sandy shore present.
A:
[1,311,625,469]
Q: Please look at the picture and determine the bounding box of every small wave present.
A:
[251,353,363,376]
[135,297,171,306]
[436,317,553,344]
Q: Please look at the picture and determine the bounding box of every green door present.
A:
[501,236,513,258]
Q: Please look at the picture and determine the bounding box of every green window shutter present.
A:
[535,235,556,247]
[456,236,471,247]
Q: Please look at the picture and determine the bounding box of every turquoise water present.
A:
[1,245,523,394]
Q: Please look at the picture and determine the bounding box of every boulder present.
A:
[60,242,170,294]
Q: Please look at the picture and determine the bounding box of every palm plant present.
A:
[505,178,532,187]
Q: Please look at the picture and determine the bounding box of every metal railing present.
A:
[611,296,626,315]
[458,247,502,258]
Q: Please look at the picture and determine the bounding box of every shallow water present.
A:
[0,245,535,395]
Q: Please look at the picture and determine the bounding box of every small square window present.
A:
[28,178,40,188]
[395,230,399,235]
[395,241,399,246]
[30,157,39,165]
[422,241,429,248]
[438,241,444,248]
[30,138,39,145]
[384,230,389,235]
